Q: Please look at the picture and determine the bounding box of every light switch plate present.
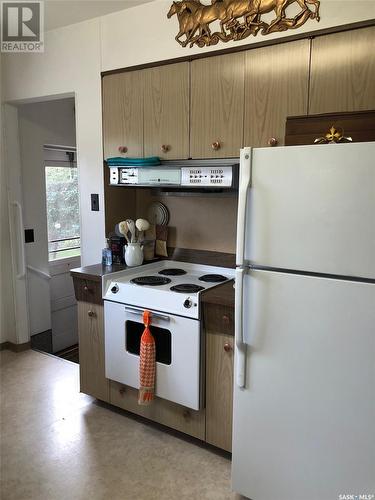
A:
[91,194,99,211]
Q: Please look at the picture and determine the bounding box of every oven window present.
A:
[125,321,172,365]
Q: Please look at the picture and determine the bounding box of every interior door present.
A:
[232,268,375,500]
[244,142,375,279]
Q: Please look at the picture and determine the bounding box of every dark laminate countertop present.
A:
[201,281,235,308]
[72,265,235,307]
[70,263,128,282]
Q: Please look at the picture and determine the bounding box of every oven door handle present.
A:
[124,306,171,322]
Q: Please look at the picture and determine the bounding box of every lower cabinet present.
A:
[204,304,234,452]
[73,275,234,450]
[77,300,110,402]
[110,381,205,440]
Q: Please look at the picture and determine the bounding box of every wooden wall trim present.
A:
[101,19,375,77]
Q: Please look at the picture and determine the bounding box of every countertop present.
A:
[201,281,235,308]
[70,263,128,282]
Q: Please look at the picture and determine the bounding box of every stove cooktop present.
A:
[102,260,234,319]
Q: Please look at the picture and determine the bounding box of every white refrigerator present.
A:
[232,143,375,500]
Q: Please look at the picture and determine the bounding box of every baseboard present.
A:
[0,341,31,352]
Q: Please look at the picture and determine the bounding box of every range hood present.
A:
[107,159,239,193]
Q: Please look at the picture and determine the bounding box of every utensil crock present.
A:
[124,243,144,267]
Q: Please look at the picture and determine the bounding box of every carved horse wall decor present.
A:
[167,0,320,47]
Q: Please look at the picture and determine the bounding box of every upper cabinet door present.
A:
[190,53,245,159]
[102,71,143,159]
[144,62,190,160]
[309,27,375,114]
[244,40,310,148]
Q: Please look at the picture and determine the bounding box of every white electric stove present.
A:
[103,260,234,410]
[103,260,234,319]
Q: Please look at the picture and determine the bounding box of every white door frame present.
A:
[4,103,30,345]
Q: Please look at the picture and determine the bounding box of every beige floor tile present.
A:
[0,350,243,500]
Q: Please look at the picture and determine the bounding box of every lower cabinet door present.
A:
[78,301,110,402]
[206,331,234,452]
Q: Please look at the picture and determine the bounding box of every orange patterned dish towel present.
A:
[138,310,156,405]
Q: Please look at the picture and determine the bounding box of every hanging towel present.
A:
[138,310,156,405]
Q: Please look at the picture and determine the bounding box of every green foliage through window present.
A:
[45,165,81,261]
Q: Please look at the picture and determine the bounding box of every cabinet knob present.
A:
[183,409,191,419]
[222,314,230,324]
[224,342,233,352]
[119,387,126,396]
[118,146,128,154]
[88,310,95,318]
[211,141,221,151]
[161,144,170,153]
[83,285,90,292]
[268,137,278,147]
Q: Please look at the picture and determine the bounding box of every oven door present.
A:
[104,301,202,410]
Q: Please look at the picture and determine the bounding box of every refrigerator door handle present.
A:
[235,267,247,388]
[236,147,252,267]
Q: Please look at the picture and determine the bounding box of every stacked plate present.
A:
[147,202,170,226]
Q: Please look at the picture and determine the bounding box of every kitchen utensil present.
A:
[135,218,150,243]
[118,220,130,243]
[126,219,136,243]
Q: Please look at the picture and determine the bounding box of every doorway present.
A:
[15,97,81,362]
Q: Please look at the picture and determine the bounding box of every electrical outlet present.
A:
[91,194,99,211]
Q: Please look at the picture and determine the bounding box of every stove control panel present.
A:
[108,164,238,190]
[181,167,233,187]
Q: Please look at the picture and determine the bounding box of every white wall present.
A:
[2,19,104,267]
[100,0,375,71]
[18,98,76,336]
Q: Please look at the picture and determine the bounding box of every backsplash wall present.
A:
[136,190,238,254]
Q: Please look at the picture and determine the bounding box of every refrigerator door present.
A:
[232,268,375,500]
[240,142,375,279]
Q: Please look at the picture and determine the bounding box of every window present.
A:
[45,152,80,261]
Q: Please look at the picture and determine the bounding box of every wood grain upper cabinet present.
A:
[190,52,245,158]
[309,27,375,114]
[144,62,190,159]
[78,300,110,402]
[244,40,310,148]
[102,71,143,159]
